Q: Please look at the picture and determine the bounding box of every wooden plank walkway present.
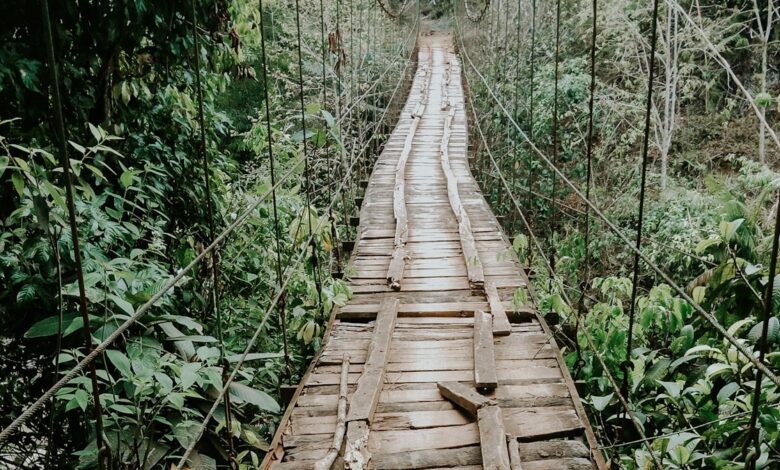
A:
[262,31,604,470]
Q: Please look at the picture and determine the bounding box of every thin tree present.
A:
[752,0,776,164]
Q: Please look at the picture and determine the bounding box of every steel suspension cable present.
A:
[455,19,780,390]
[463,74,656,469]
[527,0,536,217]
[621,0,660,412]
[293,0,326,320]
[259,0,295,379]
[39,2,106,467]
[189,2,236,460]
[549,0,561,276]
[175,44,415,466]
[575,0,598,375]
[745,191,780,468]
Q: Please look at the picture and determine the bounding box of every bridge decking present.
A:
[263,32,602,470]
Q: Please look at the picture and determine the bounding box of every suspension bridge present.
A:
[262,31,603,470]
[5,0,780,468]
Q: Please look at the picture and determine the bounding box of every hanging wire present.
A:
[621,0,661,413]
[320,0,344,275]
[744,191,780,468]
[456,0,780,411]
[258,0,292,376]
[177,36,417,466]
[574,0,598,378]
[462,67,654,469]
[39,2,106,467]
[189,1,236,461]
[293,0,326,319]
[526,0,536,222]
[549,0,561,277]
[510,0,521,232]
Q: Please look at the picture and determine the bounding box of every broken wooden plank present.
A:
[437,381,495,416]
[486,281,512,336]
[344,420,370,469]
[346,298,399,422]
[477,405,511,470]
[507,435,524,470]
[473,310,497,389]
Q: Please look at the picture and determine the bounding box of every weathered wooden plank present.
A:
[486,281,512,336]
[344,420,371,468]
[437,381,495,416]
[372,446,482,469]
[346,298,399,422]
[439,106,484,288]
[477,405,511,470]
[473,310,497,389]
[369,423,480,454]
[507,435,524,470]
[314,354,349,470]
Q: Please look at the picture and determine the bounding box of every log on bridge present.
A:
[262,31,606,470]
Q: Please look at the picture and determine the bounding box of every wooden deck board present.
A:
[262,31,603,470]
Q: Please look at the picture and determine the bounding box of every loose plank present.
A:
[473,310,497,389]
[346,298,399,422]
[477,405,511,470]
[486,281,512,336]
[437,381,495,416]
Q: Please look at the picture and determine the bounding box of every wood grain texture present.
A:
[262,31,603,470]
[437,381,495,416]
[477,405,511,470]
[473,310,497,389]
[346,298,399,422]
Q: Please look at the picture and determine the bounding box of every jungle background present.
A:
[1,0,780,468]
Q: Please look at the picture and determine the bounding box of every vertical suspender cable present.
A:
[189,2,236,461]
[549,0,561,276]
[510,0,522,232]
[575,0,598,376]
[745,192,780,468]
[526,0,536,219]
[293,0,326,318]
[622,0,661,414]
[39,2,106,468]
[258,0,292,375]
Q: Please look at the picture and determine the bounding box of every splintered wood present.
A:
[262,31,604,470]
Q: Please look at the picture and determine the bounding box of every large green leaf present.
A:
[229,382,280,412]
[106,350,132,378]
[25,313,85,338]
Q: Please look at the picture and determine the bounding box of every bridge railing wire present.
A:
[176,11,419,467]
[454,1,780,466]
[1,0,418,463]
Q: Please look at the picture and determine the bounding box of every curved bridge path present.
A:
[263,31,604,470]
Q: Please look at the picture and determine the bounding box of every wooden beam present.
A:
[473,310,497,389]
[437,381,495,416]
[387,58,431,291]
[477,405,511,470]
[346,298,399,422]
[439,106,484,288]
[314,354,350,470]
[486,281,512,336]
